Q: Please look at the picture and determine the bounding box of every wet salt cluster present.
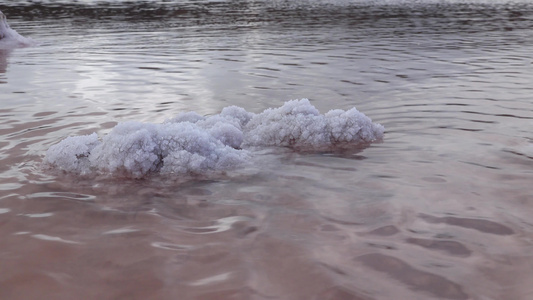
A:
[0,10,35,48]
[45,99,384,177]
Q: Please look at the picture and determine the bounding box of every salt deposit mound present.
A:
[0,10,35,49]
[45,99,384,178]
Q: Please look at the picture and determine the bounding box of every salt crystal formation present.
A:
[0,10,35,48]
[45,99,384,177]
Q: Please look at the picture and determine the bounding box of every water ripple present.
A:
[179,216,253,235]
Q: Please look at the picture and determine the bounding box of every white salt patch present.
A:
[0,10,36,49]
[45,99,384,178]
[45,133,100,175]
[244,99,384,149]
[0,208,10,214]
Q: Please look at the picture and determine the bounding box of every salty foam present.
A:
[45,99,384,178]
[0,10,35,49]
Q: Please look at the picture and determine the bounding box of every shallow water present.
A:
[1,0,533,299]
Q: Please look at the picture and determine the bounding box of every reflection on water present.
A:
[0,49,9,82]
[1,0,533,299]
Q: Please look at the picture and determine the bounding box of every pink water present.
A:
[1,1,533,299]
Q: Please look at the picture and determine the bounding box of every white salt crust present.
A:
[45,99,384,178]
[0,10,35,49]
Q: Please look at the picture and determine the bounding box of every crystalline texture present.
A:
[44,99,384,178]
[0,10,35,49]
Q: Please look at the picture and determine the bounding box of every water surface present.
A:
[1,1,533,299]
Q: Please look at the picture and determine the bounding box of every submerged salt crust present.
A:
[45,99,384,178]
[0,10,35,49]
